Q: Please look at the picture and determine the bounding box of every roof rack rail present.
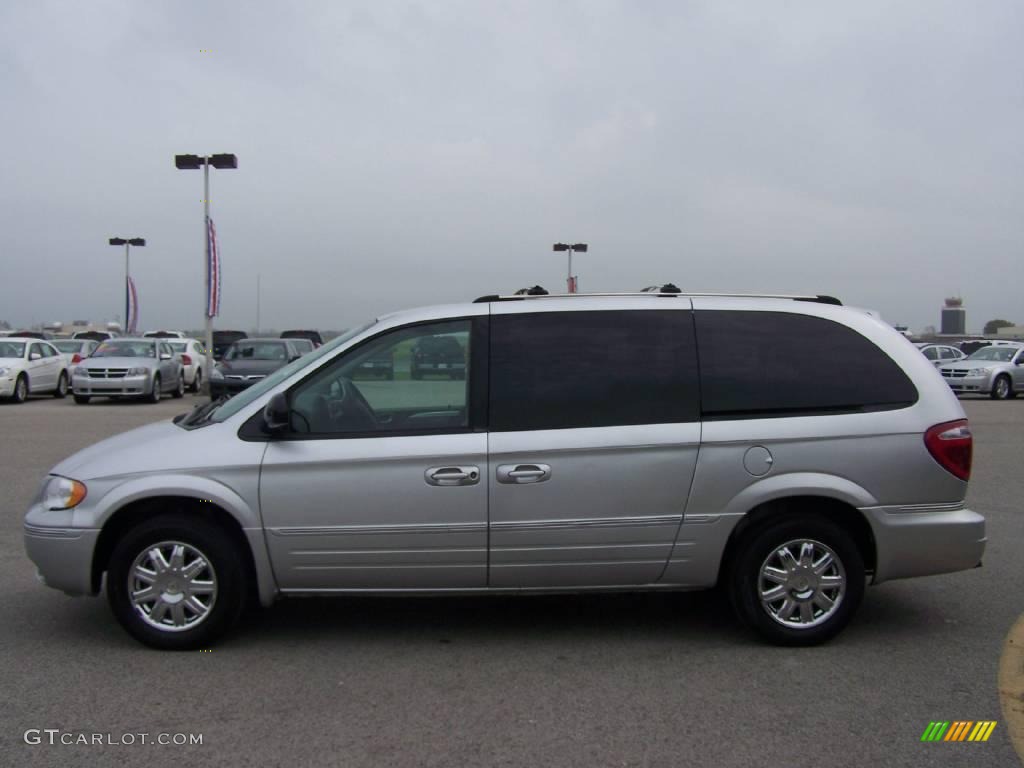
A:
[474,292,842,305]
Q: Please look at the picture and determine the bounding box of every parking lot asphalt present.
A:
[1,394,1021,767]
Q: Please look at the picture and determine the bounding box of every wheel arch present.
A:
[717,495,877,586]
[91,493,277,607]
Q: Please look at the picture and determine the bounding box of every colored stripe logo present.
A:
[921,721,997,742]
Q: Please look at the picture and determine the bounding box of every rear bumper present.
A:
[863,504,985,584]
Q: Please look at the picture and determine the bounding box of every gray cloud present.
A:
[2,0,1021,333]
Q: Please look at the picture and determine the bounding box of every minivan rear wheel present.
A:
[106,514,247,650]
[728,516,865,646]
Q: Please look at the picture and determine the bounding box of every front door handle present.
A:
[496,463,552,484]
[425,466,480,487]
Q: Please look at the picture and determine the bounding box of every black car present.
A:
[212,330,248,361]
[281,329,323,347]
[410,335,466,380]
[354,349,395,380]
[210,339,301,398]
[12,330,53,340]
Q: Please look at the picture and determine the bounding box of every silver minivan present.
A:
[24,292,985,649]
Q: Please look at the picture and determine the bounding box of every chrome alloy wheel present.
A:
[758,539,846,629]
[128,541,217,632]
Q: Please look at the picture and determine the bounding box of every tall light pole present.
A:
[553,242,588,293]
[175,153,237,395]
[108,237,145,333]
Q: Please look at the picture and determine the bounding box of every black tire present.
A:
[12,374,28,403]
[73,394,90,405]
[191,369,202,394]
[728,515,865,646]
[991,375,1012,401]
[149,374,161,403]
[106,513,247,650]
[172,371,185,398]
[53,372,68,398]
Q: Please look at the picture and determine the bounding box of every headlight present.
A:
[73,366,87,376]
[968,368,990,376]
[0,367,10,377]
[128,367,149,375]
[42,476,88,510]
[211,368,225,380]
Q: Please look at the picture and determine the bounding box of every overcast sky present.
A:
[2,0,1022,333]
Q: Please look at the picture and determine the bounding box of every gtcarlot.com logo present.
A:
[24,730,203,746]
[921,721,997,742]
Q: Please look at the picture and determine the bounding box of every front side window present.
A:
[695,310,918,418]
[922,347,938,360]
[289,320,472,435]
[489,310,699,432]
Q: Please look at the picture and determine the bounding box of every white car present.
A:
[51,338,100,368]
[166,338,206,392]
[0,337,69,402]
[914,343,966,368]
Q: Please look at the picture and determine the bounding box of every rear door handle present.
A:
[425,466,480,487]
[496,463,551,484]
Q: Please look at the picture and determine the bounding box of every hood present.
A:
[941,361,1002,371]
[80,356,157,368]
[0,356,26,365]
[50,421,191,479]
[218,359,286,375]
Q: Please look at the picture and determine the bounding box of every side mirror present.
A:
[263,392,291,434]
[29,352,41,361]
[160,353,172,360]
[289,355,301,362]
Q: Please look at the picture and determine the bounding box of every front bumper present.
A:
[72,373,150,397]
[942,373,992,394]
[24,502,101,597]
[863,504,985,584]
[0,377,15,396]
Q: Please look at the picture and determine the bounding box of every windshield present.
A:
[92,340,157,358]
[209,322,373,423]
[169,342,187,352]
[53,340,84,353]
[225,341,289,361]
[967,347,1017,362]
[0,341,26,358]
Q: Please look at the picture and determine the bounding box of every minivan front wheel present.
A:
[729,516,865,646]
[106,514,246,650]
[991,375,1011,400]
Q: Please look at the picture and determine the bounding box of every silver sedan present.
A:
[71,338,185,404]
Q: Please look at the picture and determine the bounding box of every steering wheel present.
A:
[329,377,377,431]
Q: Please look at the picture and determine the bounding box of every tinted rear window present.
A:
[490,310,699,431]
[694,310,917,418]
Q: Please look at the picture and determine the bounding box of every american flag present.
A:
[207,217,221,317]
[127,276,139,333]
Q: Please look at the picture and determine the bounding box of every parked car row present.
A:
[938,341,1024,399]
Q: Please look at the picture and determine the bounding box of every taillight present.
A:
[71,354,82,363]
[181,354,192,365]
[924,419,972,481]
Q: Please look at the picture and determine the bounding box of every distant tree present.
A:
[983,319,1015,335]
[0,320,10,330]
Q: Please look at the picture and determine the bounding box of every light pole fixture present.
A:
[553,242,588,293]
[109,237,145,333]
[175,152,238,396]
